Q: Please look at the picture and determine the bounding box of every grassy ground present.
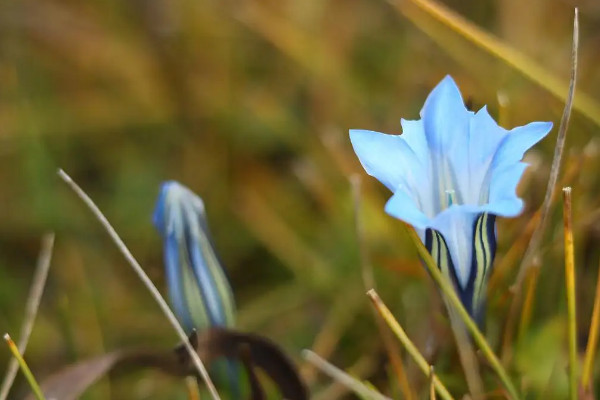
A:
[1,0,600,398]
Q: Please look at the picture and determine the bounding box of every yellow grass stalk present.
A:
[562,187,578,400]
[367,289,454,400]
[3,334,45,400]
[581,257,600,389]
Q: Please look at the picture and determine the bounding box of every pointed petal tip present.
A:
[153,180,205,235]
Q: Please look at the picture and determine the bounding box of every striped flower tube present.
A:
[350,76,552,320]
[153,181,239,395]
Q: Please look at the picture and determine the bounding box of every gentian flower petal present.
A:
[153,181,236,332]
[349,129,423,192]
[154,181,241,398]
[350,75,552,317]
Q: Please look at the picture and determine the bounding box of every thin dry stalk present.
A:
[512,8,579,291]
[502,8,578,362]
[516,264,541,343]
[57,169,221,400]
[302,350,391,400]
[3,334,45,400]
[312,355,375,400]
[562,187,578,400]
[581,256,600,388]
[367,289,454,400]
[429,366,436,400]
[0,233,55,400]
[446,306,484,399]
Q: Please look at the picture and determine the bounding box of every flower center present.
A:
[445,189,457,209]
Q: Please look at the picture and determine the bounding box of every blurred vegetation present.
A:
[1,0,600,398]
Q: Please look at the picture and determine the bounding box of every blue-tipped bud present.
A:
[153,181,236,332]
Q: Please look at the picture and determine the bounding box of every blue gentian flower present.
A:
[153,181,240,398]
[350,76,552,318]
[153,181,236,332]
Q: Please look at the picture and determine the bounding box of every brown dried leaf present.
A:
[24,351,124,400]
[24,328,308,400]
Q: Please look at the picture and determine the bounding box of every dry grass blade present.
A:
[446,306,483,398]
[429,366,436,400]
[56,169,221,400]
[517,265,541,343]
[302,350,391,400]
[0,233,54,400]
[502,8,578,362]
[350,176,415,400]
[513,8,579,290]
[3,334,45,400]
[367,289,455,400]
[562,187,578,400]
[582,256,600,389]
[390,0,597,125]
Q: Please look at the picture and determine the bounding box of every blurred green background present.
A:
[1,0,600,398]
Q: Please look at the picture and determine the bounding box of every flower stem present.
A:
[562,187,578,400]
[403,224,521,400]
[446,305,484,399]
[3,334,45,400]
[367,289,454,400]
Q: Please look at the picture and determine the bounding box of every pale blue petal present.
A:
[185,207,228,326]
[429,206,479,288]
[492,121,553,169]
[420,76,473,208]
[350,129,420,192]
[421,76,473,152]
[153,181,236,332]
[164,233,194,331]
[384,189,430,229]
[460,107,509,204]
[400,118,429,170]
[153,180,175,236]
[484,162,528,216]
[468,106,509,165]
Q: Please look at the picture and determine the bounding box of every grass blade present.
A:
[367,289,454,400]
[3,334,45,400]
[562,187,578,400]
[502,8,578,363]
[390,0,596,125]
[351,176,416,400]
[0,233,54,400]
[57,169,221,400]
[302,350,391,400]
[581,256,600,389]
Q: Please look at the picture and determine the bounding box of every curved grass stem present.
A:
[57,169,221,400]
